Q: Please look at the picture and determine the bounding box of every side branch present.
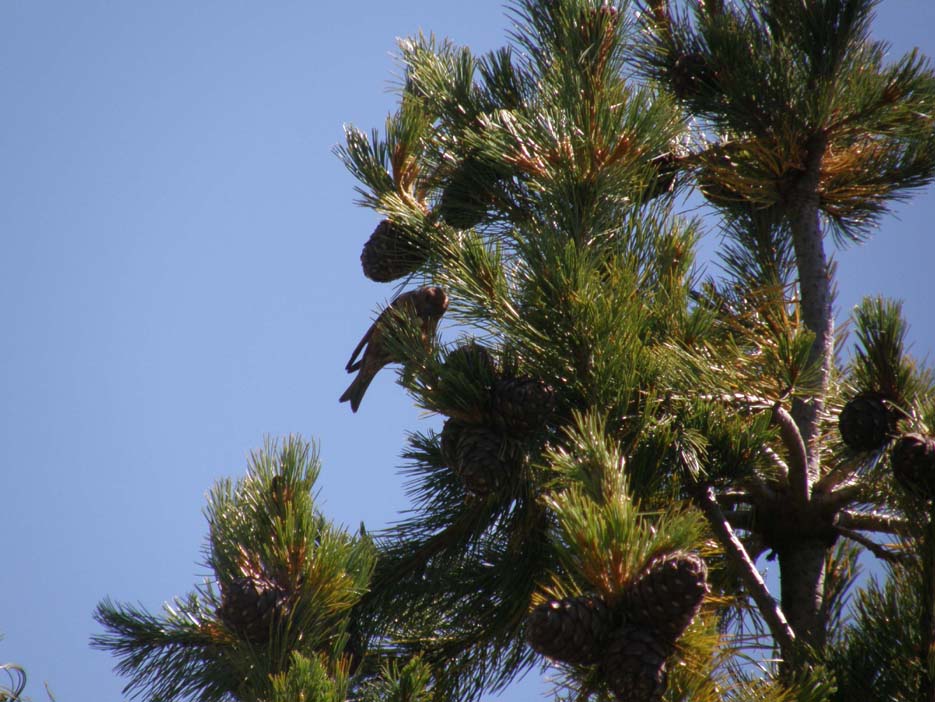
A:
[697,487,797,658]
[835,526,912,565]
[771,403,809,503]
[836,510,910,535]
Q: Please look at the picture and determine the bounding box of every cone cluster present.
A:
[360,220,428,283]
[217,569,290,644]
[525,552,708,702]
[441,419,510,495]
[525,595,616,665]
[838,391,898,452]
[601,628,669,702]
[437,343,556,495]
[891,432,935,499]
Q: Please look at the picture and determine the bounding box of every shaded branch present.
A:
[823,482,867,511]
[771,403,809,503]
[836,510,910,535]
[835,526,912,566]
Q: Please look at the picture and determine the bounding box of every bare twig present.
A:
[697,486,797,658]
[836,526,912,565]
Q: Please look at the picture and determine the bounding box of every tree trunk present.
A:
[777,541,827,678]
[786,131,831,489]
[780,130,832,673]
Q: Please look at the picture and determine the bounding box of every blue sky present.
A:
[2,2,934,700]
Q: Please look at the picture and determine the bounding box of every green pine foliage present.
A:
[95,1,935,701]
[93,437,377,702]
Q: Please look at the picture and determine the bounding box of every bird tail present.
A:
[339,373,374,413]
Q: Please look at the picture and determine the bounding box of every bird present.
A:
[340,286,449,412]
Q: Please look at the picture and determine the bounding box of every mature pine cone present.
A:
[892,433,935,499]
[492,377,556,435]
[360,220,427,282]
[444,342,497,380]
[601,627,669,702]
[641,153,679,201]
[526,594,615,665]
[456,425,509,495]
[438,156,500,230]
[670,52,711,100]
[627,552,708,641]
[440,418,468,469]
[839,391,897,452]
[217,574,289,643]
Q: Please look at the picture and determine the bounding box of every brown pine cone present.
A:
[626,551,708,641]
[892,433,935,499]
[360,220,427,283]
[217,574,289,643]
[437,156,500,230]
[525,594,615,665]
[440,418,468,470]
[601,627,669,702]
[839,391,898,452]
[456,425,510,495]
[492,376,556,435]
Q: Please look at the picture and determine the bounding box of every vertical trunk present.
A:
[787,131,832,489]
[777,542,827,670]
[921,516,935,701]
[780,131,832,670]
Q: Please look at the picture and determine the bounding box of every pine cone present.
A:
[641,153,679,201]
[526,594,616,665]
[670,52,711,100]
[601,627,669,702]
[438,156,500,230]
[360,220,427,282]
[892,433,935,499]
[217,574,289,643]
[444,342,497,380]
[492,377,556,435]
[440,418,468,469]
[456,425,510,495]
[839,391,897,452]
[627,552,708,641]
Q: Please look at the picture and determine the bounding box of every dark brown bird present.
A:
[340,286,449,412]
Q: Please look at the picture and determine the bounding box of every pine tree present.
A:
[95,1,935,700]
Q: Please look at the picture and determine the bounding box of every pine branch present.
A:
[835,526,912,566]
[771,403,810,503]
[696,486,796,659]
[836,510,910,535]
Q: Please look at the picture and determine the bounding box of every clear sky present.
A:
[2,2,934,700]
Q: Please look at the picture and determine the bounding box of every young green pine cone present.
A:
[360,220,427,283]
[839,391,897,452]
[492,377,556,434]
[601,627,669,702]
[627,551,708,641]
[525,594,615,665]
[892,433,935,499]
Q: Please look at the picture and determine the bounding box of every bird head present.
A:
[416,286,449,318]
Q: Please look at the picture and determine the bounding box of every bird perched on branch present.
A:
[340,286,449,412]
